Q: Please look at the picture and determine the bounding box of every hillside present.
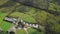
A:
[0,0,60,34]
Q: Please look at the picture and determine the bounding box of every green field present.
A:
[0,12,13,31]
[16,29,26,34]
[10,11,37,23]
[27,28,44,34]
[16,28,44,34]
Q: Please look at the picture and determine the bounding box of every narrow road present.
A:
[24,28,29,34]
[15,18,20,26]
[8,17,20,33]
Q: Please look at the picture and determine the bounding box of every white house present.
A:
[4,17,17,23]
[23,22,26,24]
[26,23,29,26]
[21,19,23,23]
[35,24,39,28]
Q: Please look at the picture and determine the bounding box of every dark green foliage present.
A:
[0,31,9,34]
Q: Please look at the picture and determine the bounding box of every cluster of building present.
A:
[4,17,17,23]
[4,17,40,30]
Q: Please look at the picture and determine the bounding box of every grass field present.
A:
[27,28,44,34]
[16,29,26,34]
[16,28,44,34]
[0,12,13,31]
[10,11,37,23]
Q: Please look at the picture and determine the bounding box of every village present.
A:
[4,16,42,34]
